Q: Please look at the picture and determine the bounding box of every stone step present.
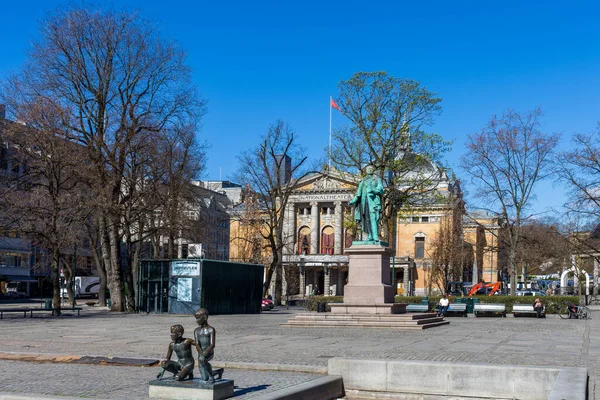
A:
[280,320,449,330]
[284,318,445,327]
[289,316,445,325]
[292,313,437,321]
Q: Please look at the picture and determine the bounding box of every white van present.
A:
[61,277,100,298]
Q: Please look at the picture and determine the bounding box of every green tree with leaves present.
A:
[330,71,452,243]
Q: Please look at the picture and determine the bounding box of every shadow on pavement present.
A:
[233,384,271,397]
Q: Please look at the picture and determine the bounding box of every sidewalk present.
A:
[0,305,598,398]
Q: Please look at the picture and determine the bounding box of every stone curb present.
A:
[0,351,327,374]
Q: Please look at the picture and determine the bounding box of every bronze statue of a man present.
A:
[349,165,384,241]
[194,308,216,383]
[157,324,195,381]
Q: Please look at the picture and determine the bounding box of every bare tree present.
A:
[557,126,600,293]
[1,5,206,311]
[0,99,87,313]
[236,120,312,303]
[558,126,600,220]
[461,108,559,294]
[330,71,452,244]
[429,184,470,294]
[517,220,571,277]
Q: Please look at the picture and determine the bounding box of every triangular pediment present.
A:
[293,169,358,193]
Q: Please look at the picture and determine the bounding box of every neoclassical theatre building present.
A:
[278,170,356,298]
[268,166,504,299]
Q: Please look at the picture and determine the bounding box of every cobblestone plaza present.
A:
[0,306,598,399]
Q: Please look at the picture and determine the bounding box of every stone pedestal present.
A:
[149,378,234,400]
[330,243,404,315]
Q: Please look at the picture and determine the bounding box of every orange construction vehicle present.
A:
[468,281,502,296]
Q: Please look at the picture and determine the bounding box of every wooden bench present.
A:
[474,303,506,317]
[0,307,82,319]
[406,304,429,313]
[513,303,545,318]
[445,302,468,317]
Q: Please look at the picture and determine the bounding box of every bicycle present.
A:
[559,304,592,320]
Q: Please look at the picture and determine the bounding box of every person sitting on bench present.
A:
[437,294,449,317]
[533,297,544,318]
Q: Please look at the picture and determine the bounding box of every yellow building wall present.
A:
[229,217,271,264]
[464,222,499,284]
[396,210,451,294]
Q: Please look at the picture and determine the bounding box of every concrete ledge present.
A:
[549,367,588,400]
[250,376,344,400]
[329,358,587,400]
[0,394,83,400]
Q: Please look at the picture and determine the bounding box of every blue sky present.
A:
[1,0,599,215]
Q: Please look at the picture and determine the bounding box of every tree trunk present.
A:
[62,259,76,306]
[51,246,61,314]
[108,218,125,311]
[99,217,113,308]
[509,249,517,295]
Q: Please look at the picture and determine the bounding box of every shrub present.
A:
[304,295,343,311]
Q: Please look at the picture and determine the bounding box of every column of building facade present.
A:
[283,202,295,255]
[299,262,305,296]
[334,200,343,254]
[282,205,290,299]
[337,266,344,295]
[281,264,288,302]
[323,264,330,296]
[310,201,319,254]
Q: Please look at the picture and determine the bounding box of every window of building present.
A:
[0,252,27,268]
[298,226,311,255]
[415,237,425,259]
[321,226,334,255]
[412,217,419,223]
[181,244,188,259]
[11,159,19,174]
[0,146,7,170]
[421,216,429,223]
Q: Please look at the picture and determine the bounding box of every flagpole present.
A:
[329,96,332,171]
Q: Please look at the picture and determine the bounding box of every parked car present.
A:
[261,298,274,311]
[516,290,545,297]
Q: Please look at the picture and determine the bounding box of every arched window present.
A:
[321,226,334,255]
[297,226,311,255]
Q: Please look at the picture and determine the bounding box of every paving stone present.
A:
[0,305,598,399]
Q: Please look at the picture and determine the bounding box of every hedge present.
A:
[302,295,579,314]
